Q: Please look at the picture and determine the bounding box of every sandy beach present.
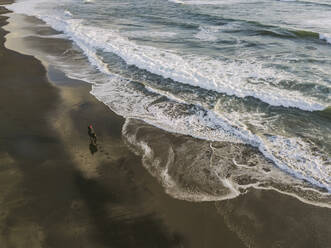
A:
[0,1,330,247]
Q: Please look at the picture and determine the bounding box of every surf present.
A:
[6,0,331,207]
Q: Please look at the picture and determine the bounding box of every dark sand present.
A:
[0,2,330,248]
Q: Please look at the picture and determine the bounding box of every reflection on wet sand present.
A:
[1,4,330,248]
[89,143,98,155]
[122,118,331,248]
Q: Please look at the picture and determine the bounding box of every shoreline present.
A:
[0,2,246,247]
[4,0,331,205]
[1,1,331,248]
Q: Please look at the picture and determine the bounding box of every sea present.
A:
[6,0,331,207]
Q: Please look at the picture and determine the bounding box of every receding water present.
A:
[7,0,331,206]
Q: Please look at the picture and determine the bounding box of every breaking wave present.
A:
[7,4,328,111]
[5,0,331,207]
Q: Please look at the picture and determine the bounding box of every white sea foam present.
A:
[303,17,331,45]
[168,0,185,4]
[123,30,177,39]
[91,74,331,193]
[122,118,331,206]
[194,25,221,41]
[64,10,72,17]
[48,28,329,110]
[6,0,331,204]
[320,33,331,44]
[6,1,328,111]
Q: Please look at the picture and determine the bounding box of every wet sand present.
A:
[0,1,330,248]
[0,3,246,248]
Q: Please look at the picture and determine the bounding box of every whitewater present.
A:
[5,0,331,207]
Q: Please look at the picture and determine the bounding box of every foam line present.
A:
[6,0,331,202]
[6,1,328,111]
[91,78,331,193]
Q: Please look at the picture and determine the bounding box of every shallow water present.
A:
[6,0,331,206]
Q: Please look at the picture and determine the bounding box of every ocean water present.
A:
[6,0,331,206]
